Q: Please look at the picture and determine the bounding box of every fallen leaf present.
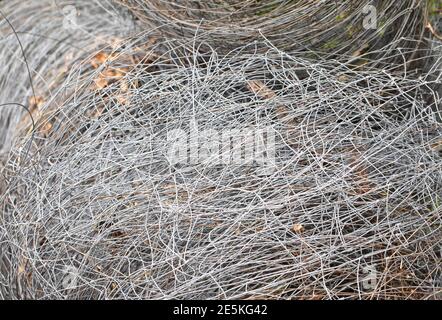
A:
[247,80,276,100]
[29,96,45,112]
[40,122,53,137]
[351,43,369,58]
[18,264,26,275]
[292,224,305,234]
[94,77,108,90]
[431,139,442,151]
[338,75,349,82]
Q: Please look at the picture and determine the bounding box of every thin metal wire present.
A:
[0,0,135,156]
[1,32,441,299]
[117,0,431,64]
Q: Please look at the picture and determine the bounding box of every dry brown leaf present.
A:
[40,122,53,137]
[29,96,44,112]
[94,67,127,91]
[94,77,108,90]
[430,139,442,151]
[426,22,442,41]
[338,75,349,82]
[246,80,296,128]
[90,52,118,69]
[18,264,26,275]
[91,52,108,69]
[247,80,276,100]
[292,224,305,234]
[351,43,369,58]
[120,79,129,93]
[116,95,129,105]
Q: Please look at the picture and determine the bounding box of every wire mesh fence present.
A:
[0,0,441,300]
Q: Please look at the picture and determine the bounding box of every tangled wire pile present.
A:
[0,0,441,300]
[0,0,135,156]
[0,36,441,299]
[117,0,433,63]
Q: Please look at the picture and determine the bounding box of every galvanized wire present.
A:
[0,0,135,156]
[1,34,441,299]
[117,0,433,65]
